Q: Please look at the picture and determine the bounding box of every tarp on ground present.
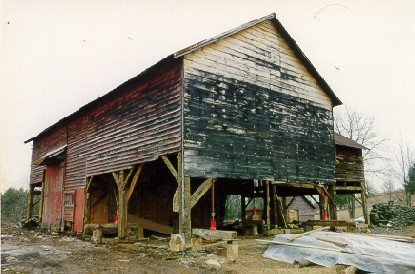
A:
[263,231,415,273]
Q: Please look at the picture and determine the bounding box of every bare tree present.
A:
[364,180,377,196]
[382,180,394,201]
[396,138,414,205]
[334,106,389,175]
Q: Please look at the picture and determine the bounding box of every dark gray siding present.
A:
[183,20,335,183]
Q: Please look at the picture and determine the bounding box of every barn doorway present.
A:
[87,174,118,224]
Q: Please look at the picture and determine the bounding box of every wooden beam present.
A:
[286,196,296,209]
[85,176,94,193]
[161,155,178,180]
[328,185,337,221]
[302,220,356,228]
[26,185,35,221]
[287,226,330,241]
[271,185,277,227]
[113,168,135,239]
[177,152,183,232]
[334,186,362,192]
[128,214,173,235]
[277,198,287,228]
[124,167,135,188]
[189,178,215,209]
[241,195,246,222]
[82,176,94,236]
[273,182,315,189]
[184,176,192,237]
[265,180,270,225]
[246,197,254,208]
[316,237,348,247]
[360,182,370,225]
[127,164,143,202]
[38,170,46,222]
[349,193,363,207]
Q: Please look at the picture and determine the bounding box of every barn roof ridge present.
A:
[25,13,342,143]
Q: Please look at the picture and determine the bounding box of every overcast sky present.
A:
[1,0,414,193]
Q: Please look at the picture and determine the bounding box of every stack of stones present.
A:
[370,201,415,226]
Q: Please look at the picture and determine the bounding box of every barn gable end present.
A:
[182,19,336,183]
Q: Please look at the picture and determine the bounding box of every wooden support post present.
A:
[282,196,287,216]
[177,152,192,238]
[177,152,183,232]
[361,182,370,225]
[38,171,46,222]
[241,195,246,222]
[314,185,328,219]
[82,176,94,236]
[276,197,287,228]
[118,185,128,239]
[264,181,270,226]
[113,168,135,239]
[328,185,337,220]
[271,184,277,228]
[184,176,191,238]
[26,184,35,222]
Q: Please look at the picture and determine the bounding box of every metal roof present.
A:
[334,132,368,150]
[25,13,342,143]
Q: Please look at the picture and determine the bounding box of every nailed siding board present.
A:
[183,20,335,183]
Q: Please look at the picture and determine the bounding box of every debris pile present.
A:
[370,202,415,226]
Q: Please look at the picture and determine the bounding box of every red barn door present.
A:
[41,163,64,230]
[73,188,85,232]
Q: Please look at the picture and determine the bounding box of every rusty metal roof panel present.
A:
[334,132,367,150]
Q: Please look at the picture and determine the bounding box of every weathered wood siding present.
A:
[30,58,182,192]
[335,145,364,182]
[286,196,315,222]
[84,59,182,177]
[183,20,335,183]
[29,126,67,185]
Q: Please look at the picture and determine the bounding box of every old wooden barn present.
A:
[25,13,360,239]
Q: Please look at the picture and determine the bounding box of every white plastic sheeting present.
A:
[263,231,415,273]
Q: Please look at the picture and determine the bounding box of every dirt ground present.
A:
[2,226,414,273]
